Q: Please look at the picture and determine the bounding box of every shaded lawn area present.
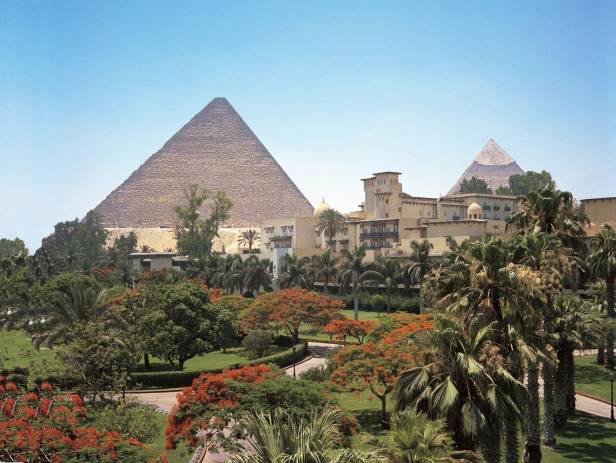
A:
[334,389,616,462]
[0,330,60,369]
[299,309,394,341]
[147,412,193,463]
[543,412,616,463]
[133,347,250,372]
[575,355,614,402]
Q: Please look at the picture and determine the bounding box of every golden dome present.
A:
[468,202,482,219]
[314,198,330,217]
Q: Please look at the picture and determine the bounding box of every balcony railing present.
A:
[359,231,398,239]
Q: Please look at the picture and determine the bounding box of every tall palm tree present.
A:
[376,409,481,463]
[311,250,339,294]
[227,407,384,463]
[29,285,109,348]
[395,314,527,460]
[405,240,433,311]
[552,295,600,427]
[242,256,272,295]
[589,223,616,369]
[317,208,346,251]
[338,246,383,320]
[139,244,154,253]
[372,257,402,313]
[277,253,311,289]
[238,229,260,254]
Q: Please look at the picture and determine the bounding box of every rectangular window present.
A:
[504,206,511,212]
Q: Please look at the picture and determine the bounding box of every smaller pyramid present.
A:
[447,139,524,195]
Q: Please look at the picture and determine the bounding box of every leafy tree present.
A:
[317,208,346,250]
[330,339,417,427]
[58,320,139,403]
[311,250,339,294]
[324,319,378,344]
[0,237,28,277]
[495,170,556,196]
[339,246,383,320]
[174,183,233,264]
[459,176,492,194]
[238,229,260,254]
[405,240,433,311]
[211,295,248,352]
[242,329,272,358]
[241,288,344,344]
[277,253,311,289]
[29,210,108,279]
[140,280,222,370]
[227,407,382,463]
[589,223,616,369]
[107,231,137,285]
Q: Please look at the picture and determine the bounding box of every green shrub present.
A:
[371,294,385,312]
[339,292,419,312]
[299,365,329,383]
[242,330,273,358]
[94,399,161,443]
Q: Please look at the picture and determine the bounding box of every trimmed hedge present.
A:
[128,342,308,389]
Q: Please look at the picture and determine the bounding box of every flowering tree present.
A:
[241,289,345,343]
[0,378,165,462]
[323,319,379,344]
[329,315,432,427]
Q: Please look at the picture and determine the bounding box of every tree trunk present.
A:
[542,360,556,447]
[144,352,150,370]
[554,348,569,429]
[598,340,605,365]
[566,350,576,416]
[419,289,424,313]
[504,414,519,463]
[353,292,359,320]
[178,357,185,371]
[524,365,542,463]
[292,327,299,345]
[606,277,615,369]
[379,395,389,429]
[481,421,501,463]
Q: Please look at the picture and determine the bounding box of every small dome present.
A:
[468,202,482,219]
[314,198,330,217]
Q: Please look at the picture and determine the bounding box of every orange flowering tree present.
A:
[241,288,345,343]
[0,378,165,462]
[329,314,433,427]
[323,319,379,344]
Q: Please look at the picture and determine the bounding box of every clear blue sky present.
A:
[1,0,614,250]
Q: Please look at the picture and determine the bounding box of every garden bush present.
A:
[339,292,420,313]
[242,329,273,358]
[94,399,161,443]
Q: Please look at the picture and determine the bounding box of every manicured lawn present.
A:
[134,347,249,371]
[0,330,60,369]
[543,412,616,462]
[341,309,384,321]
[575,355,614,402]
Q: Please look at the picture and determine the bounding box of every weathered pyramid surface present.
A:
[95,98,314,228]
[447,139,524,195]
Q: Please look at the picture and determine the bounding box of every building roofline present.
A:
[581,196,616,202]
[442,193,517,200]
[372,171,402,176]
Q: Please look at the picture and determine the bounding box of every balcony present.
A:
[359,231,398,239]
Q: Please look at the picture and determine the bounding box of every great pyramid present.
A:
[95,98,314,228]
[447,139,524,195]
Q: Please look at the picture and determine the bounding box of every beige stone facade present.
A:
[581,197,616,236]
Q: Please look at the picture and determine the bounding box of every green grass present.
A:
[575,355,614,403]
[543,412,616,462]
[134,347,249,372]
[0,330,60,369]
[341,309,384,321]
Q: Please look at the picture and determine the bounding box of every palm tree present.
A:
[589,223,616,369]
[139,244,154,253]
[238,229,260,254]
[227,407,383,463]
[338,246,383,320]
[372,257,402,313]
[311,250,339,294]
[277,253,311,288]
[242,256,272,295]
[405,240,433,311]
[552,295,600,427]
[30,285,109,348]
[395,314,527,460]
[376,409,481,463]
[317,208,346,251]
